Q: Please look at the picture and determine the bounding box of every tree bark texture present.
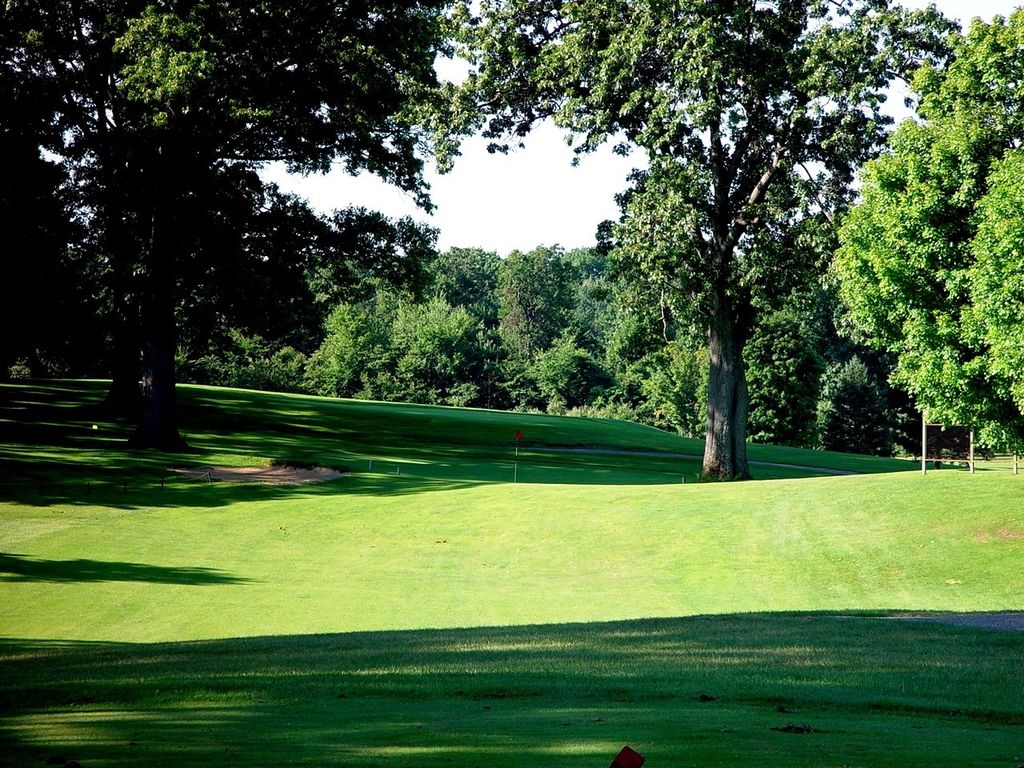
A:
[702,295,750,479]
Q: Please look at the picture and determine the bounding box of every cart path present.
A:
[532,446,859,476]
[886,612,1024,633]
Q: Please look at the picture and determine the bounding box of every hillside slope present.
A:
[0,381,1019,643]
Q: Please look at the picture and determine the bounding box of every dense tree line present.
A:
[6,225,912,454]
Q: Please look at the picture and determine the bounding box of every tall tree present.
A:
[3,0,449,448]
[448,0,949,477]
[836,11,1024,451]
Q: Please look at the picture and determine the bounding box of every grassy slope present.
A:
[0,380,914,488]
[1,381,1022,767]
[4,381,1018,643]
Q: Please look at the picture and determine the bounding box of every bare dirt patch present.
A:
[172,465,345,485]
[972,525,1024,542]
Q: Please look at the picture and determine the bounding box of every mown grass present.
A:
[1,616,1022,768]
[2,467,1023,642]
[1,381,1022,766]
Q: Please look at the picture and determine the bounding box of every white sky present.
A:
[261,0,1019,255]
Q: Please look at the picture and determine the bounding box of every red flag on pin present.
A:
[515,430,523,441]
[610,745,645,768]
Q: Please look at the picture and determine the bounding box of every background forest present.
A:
[1,221,910,456]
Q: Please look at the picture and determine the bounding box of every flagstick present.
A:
[514,462,517,484]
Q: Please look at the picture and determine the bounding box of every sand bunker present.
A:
[173,465,344,485]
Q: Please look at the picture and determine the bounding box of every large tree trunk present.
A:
[702,294,750,479]
[131,144,188,450]
[134,300,185,450]
[133,244,185,449]
[104,323,142,418]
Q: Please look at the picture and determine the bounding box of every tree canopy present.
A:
[2,0,450,447]
[836,10,1024,450]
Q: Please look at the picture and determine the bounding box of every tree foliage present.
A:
[2,0,450,447]
[638,343,708,438]
[745,308,824,447]
[497,247,574,363]
[817,357,892,455]
[428,248,502,327]
[392,298,484,407]
[304,292,484,407]
[168,169,437,380]
[531,336,611,412]
[181,330,307,394]
[970,152,1024,423]
[836,11,1024,450]
[304,293,399,400]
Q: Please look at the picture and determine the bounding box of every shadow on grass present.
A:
[0,613,1022,768]
[0,459,488,509]
[0,553,250,585]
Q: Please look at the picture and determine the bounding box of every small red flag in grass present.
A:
[515,430,523,441]
[610,745,645,768]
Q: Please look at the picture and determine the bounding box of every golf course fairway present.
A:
[1,381,1021,767]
